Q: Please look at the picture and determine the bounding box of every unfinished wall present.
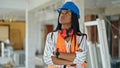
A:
[0,21,25,50]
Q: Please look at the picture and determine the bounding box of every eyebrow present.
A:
[61,10,71,14]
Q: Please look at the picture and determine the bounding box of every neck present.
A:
[62,23,71,30]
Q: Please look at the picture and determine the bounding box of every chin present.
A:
[60,22,66,24]
[59,21,64,24]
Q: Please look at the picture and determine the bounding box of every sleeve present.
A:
[43,32,55,65]
[73,35,88,64]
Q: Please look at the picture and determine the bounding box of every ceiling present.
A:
[0,0,120,21]
[0,8,25,21]
[85,0,120,8]
[0,0,27,21]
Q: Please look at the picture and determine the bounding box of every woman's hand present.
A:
[51,56,73,65]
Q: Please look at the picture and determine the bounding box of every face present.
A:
[59,10,72,24]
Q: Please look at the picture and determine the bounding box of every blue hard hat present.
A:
[57,1,80,19]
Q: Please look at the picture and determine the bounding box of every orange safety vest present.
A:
[56,32,78,53]
[48,32,86,68]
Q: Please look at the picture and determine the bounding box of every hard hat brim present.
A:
[57,8,72,13]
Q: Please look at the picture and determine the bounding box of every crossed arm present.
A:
[43,32,87,65]
[51,52,75,65]
[52,48,83,65]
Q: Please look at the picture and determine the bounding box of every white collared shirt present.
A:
[43,31,87,68]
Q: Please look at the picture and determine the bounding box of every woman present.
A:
[43,1,87,68]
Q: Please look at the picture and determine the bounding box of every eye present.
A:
[65,12,71,16]
[60,10,71,16]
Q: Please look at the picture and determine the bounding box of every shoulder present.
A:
[47,31,58,36]
[46,31,58,39]
[77,32,87,38]
[77,33,87,46]
[77,33,87,43]
[81,33,87,38]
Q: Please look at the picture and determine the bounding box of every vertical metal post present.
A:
[1,42,5,57]
[107,16,112,55]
